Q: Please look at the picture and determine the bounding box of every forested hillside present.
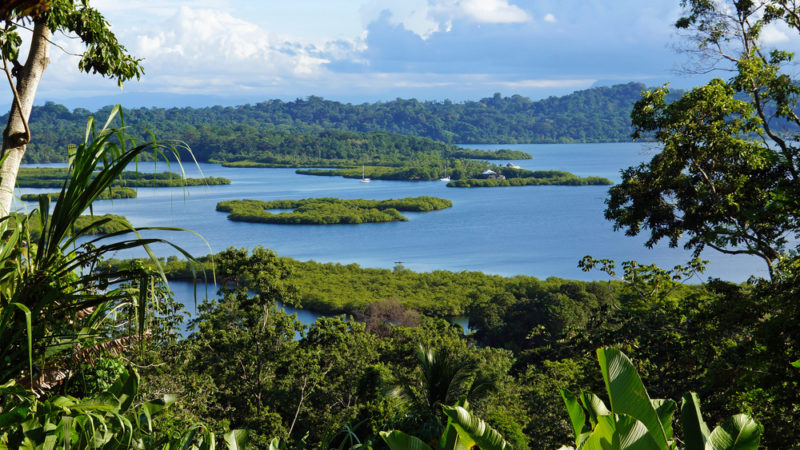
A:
[11,82,664,162]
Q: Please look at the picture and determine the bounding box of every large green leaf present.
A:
[268,437,287,450]
[596,347,669,450]
[561,389,591,448]
[0,405,29,428]
[8,302,32,385]
[580,392,612,427]
[680,393,710,450]
[108,368,138,412]
[650,399,676,442]
[442,405,510,450]
[380,430,433,450]
[223,429,250,449]
[614,414,664,450]
[707,414,761,450]
[582,415,616,450]
[73,392,120,412]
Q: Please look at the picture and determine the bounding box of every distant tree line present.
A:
[8,83,677,163]
[20,186,137,201]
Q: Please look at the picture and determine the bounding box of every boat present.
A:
[360,165,371,183]
[506,162,521,169]
[439,164,450,182]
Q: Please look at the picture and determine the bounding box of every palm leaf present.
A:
[442,405,510,450]
[596,347,669,450]
[680,393,710,450]
[380,430,433,450]
[707,414,762,450]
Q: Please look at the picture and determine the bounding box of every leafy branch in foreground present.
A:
[0,104,206,392]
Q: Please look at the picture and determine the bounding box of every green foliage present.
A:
[2,0,143,88]
[442,405,511,450]
[298,164,612,186]
[0,106,203,386]
[578,256,707,310]
[16,166,230,188]
[5,210,132,240]
[608,1,800,277]
[21,185,137,201]
[216,197,452,225]
[297,159,490,182]
[102,249,622,320]
[380,401,510,450]
[0,368,249,448]
[448,170,612,188]
[610,80,785,274]
[450,148,531,160]
[561,348,762,450]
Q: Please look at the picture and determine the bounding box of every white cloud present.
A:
[544,13,556,23]
[760,24,790,45]
[456,0,531,24]
[31,5,368,98]
[362,0,531,39]
[129,7,365,84]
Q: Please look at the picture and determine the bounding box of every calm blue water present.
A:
[17,142,767,283]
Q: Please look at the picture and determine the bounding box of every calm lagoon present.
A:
[19,142,766,284]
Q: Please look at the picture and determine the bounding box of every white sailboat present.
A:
[360,165,371,183]
[439,164,450,182]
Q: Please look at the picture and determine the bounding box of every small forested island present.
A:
[296,159,490,181]
[16,167,230,188]
[20,186,137,201]
[216,196,452,224]
[448,170,613,187]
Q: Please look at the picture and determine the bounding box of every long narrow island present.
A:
[17,167,230,189]
[298,163,613,187]
[216,196,453,224]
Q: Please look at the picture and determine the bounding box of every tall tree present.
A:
[0,0,142,215]
[606,0,800,278]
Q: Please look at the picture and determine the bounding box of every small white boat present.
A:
[360,165,371,183]
[439,165,450,182]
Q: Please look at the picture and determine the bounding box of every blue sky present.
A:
[4,0,795,108]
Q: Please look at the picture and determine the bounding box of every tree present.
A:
[0,1,142,215]
[606,0,800,278]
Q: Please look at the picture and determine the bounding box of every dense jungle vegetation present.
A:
[6,0,800,448]
[95,247,790,448]
[216,197,452,225]
[8,82,662,164]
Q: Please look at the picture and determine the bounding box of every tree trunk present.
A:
[0,21,51,216]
